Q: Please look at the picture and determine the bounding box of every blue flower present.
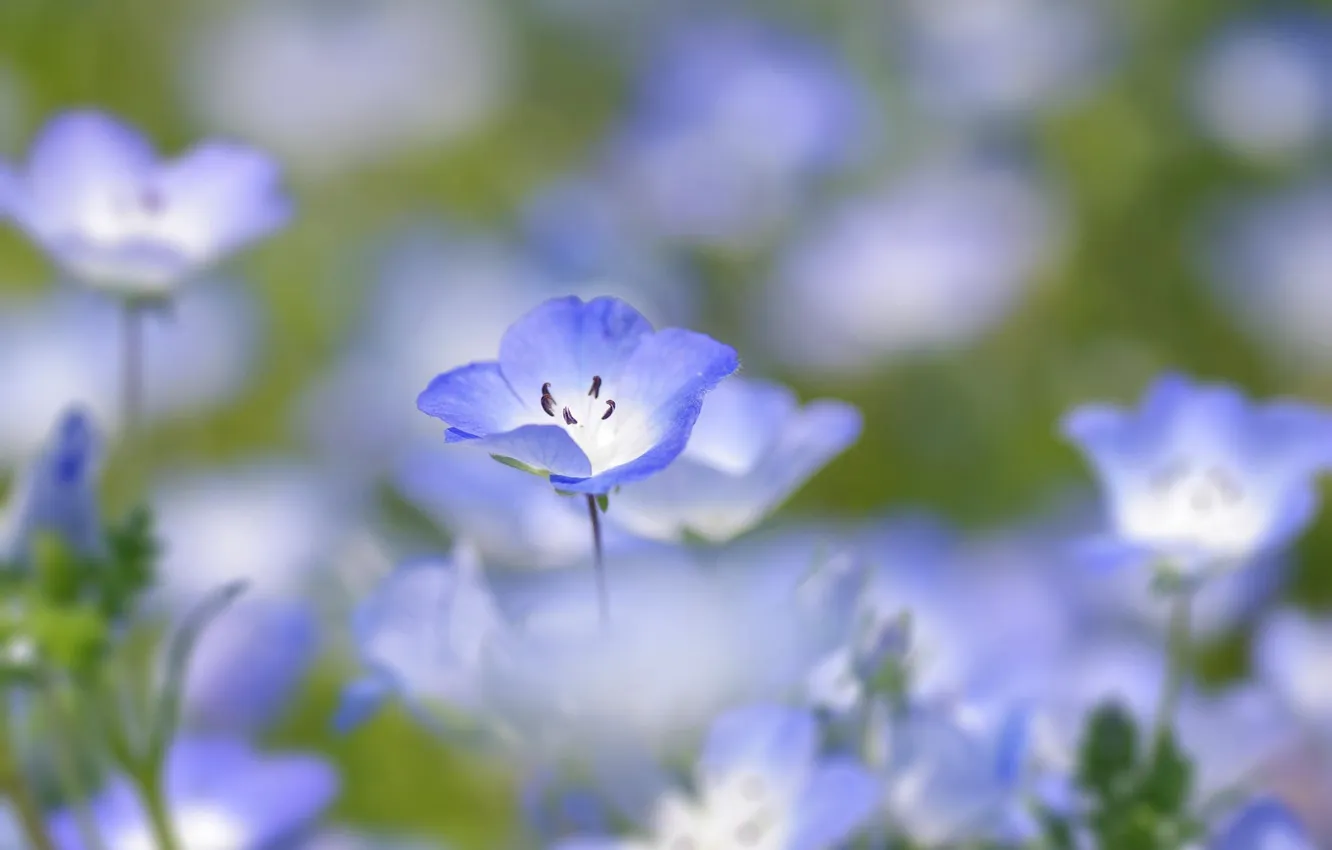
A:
[1062,373,1332,575]
[48,738,338,850]
[609,377,861,543]
[0,407,103,562]
[1209,798,1315,850]
[417,295,738,494]
[0,109,290,296]
[551,704,879,850]
[1257,609,1332,736]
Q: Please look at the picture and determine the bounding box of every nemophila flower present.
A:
[762,161,1059,376]
[1062,373,1332,577]
[1209,798,1315,850]
[551,704,879,850]
[606,19,869,249]
[417,295,738,495]
[1256,609,1332,737]
[1202,183,1332,366]
[0,110,289,296]
[0,283,259,461]
[1190,15,1332,163]
[181,0,513,178]
[0,407,102,562]
[891,0,1114,121]
[609,377,861,543]
[48,738,338,850]
[1174,685,1299,802]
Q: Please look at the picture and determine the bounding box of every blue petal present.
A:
[697,704,818,786]
[212,749,341,846]
[788,759,881,850]
[333,675,392,734]
[418,361,529,438]
[156,142,291,256]
[477,424,593,480]
[499,296,654,401]
[1210,798,1314,850]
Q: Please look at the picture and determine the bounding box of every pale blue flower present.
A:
[0,407,102,562]
[1191,15,1332,162]
[607,19,869,249]
[1062,373,1332,575]
[1175,684,1299,803]
[762,161,1058,376]
[551,704,879,850]
[1257,609,1332,737]
[610,377,861,543]
[1209,798,1316,850]
[1,110,289,296]
[417,295,738,494]
[49,738,338,850]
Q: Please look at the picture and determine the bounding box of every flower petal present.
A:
[418,361,528,438]
[697,704,818,787]
[478,424,593,480]
[499,296,655,404]
[1210,798,1314,850]
[788,759,880,850]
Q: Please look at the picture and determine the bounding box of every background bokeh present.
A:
[3,0,1332,846]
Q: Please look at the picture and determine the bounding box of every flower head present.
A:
[49,738,338,850]
[552,704,879,850]
[1061,373,1332,574]
[1209,798,1315,850]
[1,109,290,296]
[417,295,738,494]
[0,407,103,563]
[610,377,861,543]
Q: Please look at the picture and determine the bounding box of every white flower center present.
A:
[535,376,658,474]
[1118,457,1266,558]
[646,771,793,850]
[113,805,248,850]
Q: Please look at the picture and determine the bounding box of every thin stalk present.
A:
[1154,590,1194,750]
[121,300,144,440]
[138,771,181,850]
[0,701,58,850]
[585,495,609,626]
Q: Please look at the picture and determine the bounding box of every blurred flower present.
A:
[892,0,1114,121]
[1061,373,1332,577]
[0,407,103,562]
[0,110,289,297]
[1191,15,1332,162]
[606,19,869,249]
[299,228,694,482]
[609,377,861,543]
[1256,609,1332,737]
[417,295,738,495]
[0,282,261,461]
[1209,798,1315,850]
[882,702,1037,846]
[182,0,513,178]
[49,738,338,850]
[1175,684,1299,803]
[551,704,879,850]
[1202,183,1332,366]
[762,160,1059,376]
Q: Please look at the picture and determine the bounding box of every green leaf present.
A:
[1034,806,1076,850]
[1077,700,1140,801]
[595,494,610,513]
[490,454,546,477]
[1138,730,1194,818]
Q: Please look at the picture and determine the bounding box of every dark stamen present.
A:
[589,375,602,398]
[563,407,578,425]
[541,382,553,398]
[541,395,557,417]
[601,399,616,420]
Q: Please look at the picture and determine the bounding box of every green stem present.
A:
[1154,590,1194,750]
[585,495,609,626]
[138,770,181,850]
[0,702,58,850]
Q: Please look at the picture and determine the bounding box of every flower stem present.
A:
[0,701,58,850]
[585,495,609,626]
[138,770,182,850]
[121,300,144,439]
[1154,590,1194,750]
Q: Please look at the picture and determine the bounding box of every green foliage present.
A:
[1070,701,1203,850]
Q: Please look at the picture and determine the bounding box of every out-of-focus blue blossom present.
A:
[0,110,289,296]
[520,765,610,846]
[1256,609,1332,737]
[417,295,738,495]
[181,0,514,178]
[0,283,261,461]
[891,0,1115,121]
[881,702,1037,846]
[605,19,870,250]
[1176,684,1299,803]
[1062,373,1332,577]
[608,377,861,543]
[1202,184,1332,366]
[762,160,1060,376]
[300,229,695,481]
[1209,798,1316,850]
[48,738,339,850]
[0,407,103,562]
[1191,15,1332,163]
[551,704,879,850]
